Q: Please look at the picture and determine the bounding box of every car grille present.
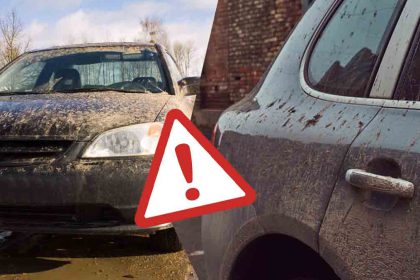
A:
[0,140,74,166]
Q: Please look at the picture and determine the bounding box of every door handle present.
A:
[346,169,415,199]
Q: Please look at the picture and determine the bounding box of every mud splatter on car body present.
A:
[176,0,420,279]
[0,43,196,236]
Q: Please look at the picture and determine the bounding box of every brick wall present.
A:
[199,0,305,110]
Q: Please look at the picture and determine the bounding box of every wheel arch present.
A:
[217,214,341,280]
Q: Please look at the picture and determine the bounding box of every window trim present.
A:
[370,0,418,99]
[393,21,420,100]
[300,0,420,109]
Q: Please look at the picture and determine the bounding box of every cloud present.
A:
[18,0,83,12]
[25,20,47,45]
[166,19,214,71]
[180,0,218,10]
[24,0,216,75]
[27,2,168,47]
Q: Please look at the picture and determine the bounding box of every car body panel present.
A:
[179,0,420,279]
[0,92,171,141]
[195,1,386,278]
[320,108,420,279]
[0,157,152,207]
[0,155,153,233]
[319,2,420,277]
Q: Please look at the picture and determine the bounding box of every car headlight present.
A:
[82,123,163,158]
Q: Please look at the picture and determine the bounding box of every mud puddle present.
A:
[0,234,191,280]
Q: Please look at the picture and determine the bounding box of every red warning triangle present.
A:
[135,109,256,228]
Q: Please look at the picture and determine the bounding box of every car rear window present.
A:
[307,0,400,98]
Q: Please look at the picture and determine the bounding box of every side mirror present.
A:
[178,77,200,96]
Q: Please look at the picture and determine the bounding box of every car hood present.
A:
[0,91,171,141]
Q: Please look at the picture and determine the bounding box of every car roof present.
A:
[27,42,162,54]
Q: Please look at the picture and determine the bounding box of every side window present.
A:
[395,25,420,101]
[307,0,400,97]
[0,60,46,92]
[165,52,183,82]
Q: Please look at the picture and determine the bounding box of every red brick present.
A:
[199,0,304,109]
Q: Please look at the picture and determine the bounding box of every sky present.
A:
[0,0,218,75]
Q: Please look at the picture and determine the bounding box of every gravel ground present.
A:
[0,234,193,280]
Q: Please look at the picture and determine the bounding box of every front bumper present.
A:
[0,144,163,235]
[0,223,173,235]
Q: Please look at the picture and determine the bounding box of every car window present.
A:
[72,56,164,88]
[394,25,420,101]
[307,0,400,97]
[0,61,46,93]
[0,48,168,94]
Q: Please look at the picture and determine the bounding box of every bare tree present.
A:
[139,17,170,49]
[0,10,30,66]
[137,17,198,76]
[172,40,196,77]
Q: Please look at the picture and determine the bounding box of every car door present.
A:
[320,1,420,279]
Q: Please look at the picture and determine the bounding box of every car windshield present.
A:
[0,46,168,94]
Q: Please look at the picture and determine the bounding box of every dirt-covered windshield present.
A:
[0,46,168,94]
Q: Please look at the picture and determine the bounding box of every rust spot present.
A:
[303,114,322,130]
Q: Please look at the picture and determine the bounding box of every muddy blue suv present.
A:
[182,0,420,278]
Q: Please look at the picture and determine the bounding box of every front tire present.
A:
[150,228,182,253]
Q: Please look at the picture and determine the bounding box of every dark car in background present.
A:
[183,0,420,278]
[0,43,197,252]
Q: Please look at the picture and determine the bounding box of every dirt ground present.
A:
[0,234,193,280]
